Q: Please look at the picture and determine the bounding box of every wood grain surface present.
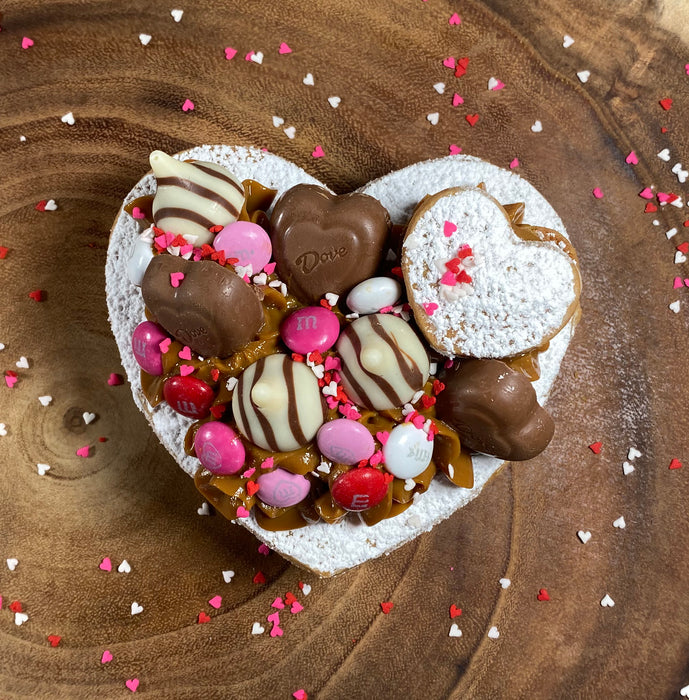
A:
[1,1,688,697]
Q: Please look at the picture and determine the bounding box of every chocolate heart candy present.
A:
[270,184,391,304]
[435,359,554,461]
[141,255,264,357]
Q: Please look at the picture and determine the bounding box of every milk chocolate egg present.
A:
[232,354,327,452]
[336,314,429,410]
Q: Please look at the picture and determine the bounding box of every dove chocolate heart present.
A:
[435,359,554,461]
[270,184,391,304]
[141,255,264,357]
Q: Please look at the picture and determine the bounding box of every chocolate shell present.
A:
[435,359,554,461]
[270,184,391,304]
[141,255,264,358]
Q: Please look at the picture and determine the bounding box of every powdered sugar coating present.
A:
[107,146,576,577]
[403,187,578,357]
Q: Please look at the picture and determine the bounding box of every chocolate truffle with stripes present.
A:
[232,354,327,452]
[336,314,430,411]
[149,150,245,245]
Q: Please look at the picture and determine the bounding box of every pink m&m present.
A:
[331,467,389,512]
[256,468,310,508]
[163,376,215,419]
[317,419,375,465]
[213,221,272,273]
[280,306,340,354]
[132,321,169,375]
[193,421,245,475]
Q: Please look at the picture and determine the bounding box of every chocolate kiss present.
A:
[141,255,264,357]
[435,359,554,461]
[270,184,391,304]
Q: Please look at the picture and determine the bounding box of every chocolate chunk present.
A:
[270,184,391,304]
[141,255,264,357]
[435,359,554,461]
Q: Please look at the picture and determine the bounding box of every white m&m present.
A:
[346,276,402,314]
[382,422,434,479]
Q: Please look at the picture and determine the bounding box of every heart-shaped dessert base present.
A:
[107,145,577,577]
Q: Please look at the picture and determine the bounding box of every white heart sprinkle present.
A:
[310,364,325,379]
[680,684,689,697]
[197,502,210,515]
[531,120,543,133]
[327,96,341,108]
[250,51,264,65]
[627,447,642,461]
[499,578,511,589]
[0,342,4,350]
[622,461,635,475]
[251,622,265,635]
[303,73,314,86]
[325,292,339,306]
[284,126,296,139]
[322,381,338,397]
[6,558,19,571]
[576,70,590,83]
[16,356,29,369]
[672,163,688,183]
[669,300,681,314]
[448,623,462,637]
[404,478,416,491]
[675,251,687,264]
[666,228,678,239]
[563,34,574,48]
[426,112,439,126]
[613,516,626,529]
[117,559,132,573]
[83,412,96,425]
[61,112,75,125]
[487,77,500,90]
[38,395,52,406]
[20,136,26,142]
[600,593,615,607]
[487,626,500,639]
[301,583,311,596]
[14,612,29,626]
[0,424,7,436]
[317,461,331,475]
[406,513,422,528]
[44,199,58,211]
[577,530,592,544]
[657,148,671,161]
[222,570,235,583]
[670,196,684,208]
[170,9,183,22]
[131,601,143,615]
[433,82,445,94]
[37,463,50,476]
[226,377,238,392]
[252,272,268,285]
[139,33,152,46]
[272,116,284,128]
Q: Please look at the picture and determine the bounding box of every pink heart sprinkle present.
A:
[180,244,194,257]
[448,12,461,25]
[452,93,464,106]
[685,64,689,75]
[311,145,325,158]
[443,56,456,69]
[178,346,192,360]
[272,597,285,609]
[131,207,145,219]
[208,595,222,609]
[236,506,250,518]
[422,302,438,316]
[125,679,139,693]
[270,625,284,638]
[258,543,270,555]
[324,356,341,371]
[657,192,671,203]
[685,279,689,287]
[99,557,112,572]
[509,157,519,169]
[159,338,171,353]
[76,445,90,458]
[412,414,425,430]
[326,396,339,409]
[291,601,304,614]
[293,691,307,700]
[279,42,292,54]
[369,450,383,466]
[170,272,185,287]
[592,187,604,199]
[154,234,168,248]
[267,611,280,625]
[22,37,34,49]
[245,51,255,61]
[241,467,256,478]
[107,373,123,386]
[5,376,17,388]
[260,457,274,470]
[263,262,276,275]
[443,221,457,237]
[626,151,638,165]
[448,144,462,155]
[224,46,237,60]
[179,365,194,377]
[673,276,684,289]
[638,187,653,199]
[440,270,457,286]
[181,99,195,112]
[376,431,389,445]
[101,650,113,664]
[490,79,505,90]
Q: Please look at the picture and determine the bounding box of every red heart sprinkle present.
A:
[284,592,298,606]
[209,404,226,419]
[421,394,436,409]
[659,97,673,111]
[449,604,462,619]
[47,635,62,647]
[253,571,266,584]
[28,289,45,302]
[9,601,22,613]
[380,601,394,614]
[454,56,469,77]
[589,442,602,454]
[197,611,211,624]
[390,266,403,278]
[210,368,220,382]
[644,202,657,213]
[319,299,332,310]
[432,380,446,395]
[669,458,682,470]
[677,241,689,253]
[246,481,260,497]
[0,246,8,259]
[661,127,668,133]
[537,588,550,601]
[35,200,47,211]
[465,113,479,126]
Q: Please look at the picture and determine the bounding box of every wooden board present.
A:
[1,0,688,697]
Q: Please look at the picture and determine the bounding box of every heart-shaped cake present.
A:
[106,145,580,577]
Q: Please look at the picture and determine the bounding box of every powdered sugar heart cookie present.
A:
[107,146,579,577]
[402,187,581,358]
